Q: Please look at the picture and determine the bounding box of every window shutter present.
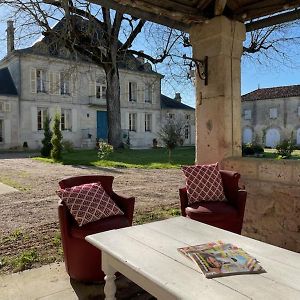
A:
[138,84,144,103]
[72,109,77,132]
[31,69,37,93]
[31,106,37,132]
[125,82,129,101]
[49,72,54,94]
[0,102,4,112]
[54,73,60,95]
[89,82,96,97]
[69,74,73,96]
[4,103,10,112]
[4,119,11,144]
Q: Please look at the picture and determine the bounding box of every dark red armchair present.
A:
[58,175,135,282]
[179,170,247,234]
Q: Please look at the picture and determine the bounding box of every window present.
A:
[60,72,71,95]
[61,109,72,131]
[96,84,107,99]
[145,113,152,132]
[144,83,152,103]
[244,109,252,120]
[269,108,278,119]
[36,69,47,93]
[184,125,189,140]
[129,82,137,102]
[37,108,48,130]
[0,120,3,142]
[129,113,137,131]
[167,113,175,120]
[186,114,190,121]
[298,106,300,117]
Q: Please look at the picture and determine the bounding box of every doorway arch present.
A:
[265,128,280,148]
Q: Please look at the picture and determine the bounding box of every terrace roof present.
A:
[90,1,300,31]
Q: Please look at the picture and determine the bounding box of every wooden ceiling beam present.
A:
[89,0,207,28]
[89,0,194,30]
[235,0,300,21]
[197,0,212,10]
[214,0,227,16]
[142,0,198,14]
[246,9,300,32]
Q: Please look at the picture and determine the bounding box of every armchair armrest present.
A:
[111,192,135,225]
[219,170,240,206]
[179,187,188,216]
[235,189,247,219]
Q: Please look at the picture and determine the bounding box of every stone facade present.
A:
[241,86,300,147]
[0,45,195,150]
[222,158,300,252]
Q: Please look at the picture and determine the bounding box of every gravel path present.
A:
[0,154,185,235]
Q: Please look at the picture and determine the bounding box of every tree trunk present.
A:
[105,64,122,148]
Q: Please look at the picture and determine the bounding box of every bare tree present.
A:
[1,0,187,148]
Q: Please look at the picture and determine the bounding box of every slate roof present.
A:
[0,68,18,96]
[242,85,300,102]
[161,94,194,110]
[17,16,160,76]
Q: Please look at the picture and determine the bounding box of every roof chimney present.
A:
[174,92,181,102]
[6,20,15,55]
[136,51,145,64]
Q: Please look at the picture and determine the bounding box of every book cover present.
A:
[178,241,265,278]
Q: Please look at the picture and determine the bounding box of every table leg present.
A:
[102,254,117,300]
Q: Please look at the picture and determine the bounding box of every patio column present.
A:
[189,16,246,164]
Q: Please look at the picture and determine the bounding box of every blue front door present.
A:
[97,111,108,140]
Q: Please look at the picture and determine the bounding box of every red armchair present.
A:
[58,175,135,282]
[179,170,247,234]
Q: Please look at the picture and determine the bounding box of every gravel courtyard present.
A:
[0,153,185,274]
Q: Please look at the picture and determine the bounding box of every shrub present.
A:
[41,116,52,157]
[62,140,74,153]
[98,141,114,159]
[242,143,264,156]
[242,143,255,156]
[276,139,295,159]
[51,114,63,161]
[158,120,184,162]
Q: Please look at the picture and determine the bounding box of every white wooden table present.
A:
[86,216,300,300]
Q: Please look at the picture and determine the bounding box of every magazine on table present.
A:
[178,241,265,278]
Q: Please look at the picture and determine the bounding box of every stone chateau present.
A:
[0,20,195,150]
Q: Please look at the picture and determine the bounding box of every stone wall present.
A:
[222,157,300,252]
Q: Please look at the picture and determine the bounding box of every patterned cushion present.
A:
[56,182,124,226]
[182,163,226,204]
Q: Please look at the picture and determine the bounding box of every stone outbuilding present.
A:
[242,85,300,147]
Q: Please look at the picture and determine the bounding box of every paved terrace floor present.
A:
[0,262,155,300]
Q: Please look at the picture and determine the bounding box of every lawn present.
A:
[35,146,195,169]
[260,148,300,160]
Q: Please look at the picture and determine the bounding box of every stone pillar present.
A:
[189,16,246,164]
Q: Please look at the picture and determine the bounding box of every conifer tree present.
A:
[41,116,52,157]
[51,114,63,161]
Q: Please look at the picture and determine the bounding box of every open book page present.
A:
[178,241,265,278]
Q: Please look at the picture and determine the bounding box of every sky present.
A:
[0,6,300,108]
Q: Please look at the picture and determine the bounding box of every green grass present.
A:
[34,147,195,169]
[262,149,300,160]
[0,176,31,191]
[133,207,181,225]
